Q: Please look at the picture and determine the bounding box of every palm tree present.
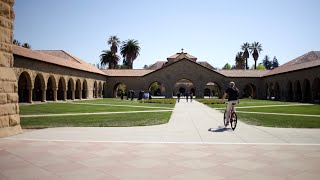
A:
[108,35,120,54]
[235,52,245,69]
[100,50,119,69]
[120,39,140,69]
[250,42,263,69]
[241,42,250,70]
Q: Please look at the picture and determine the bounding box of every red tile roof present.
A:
[216,70,269,77]
[265,51,320,76]
[102,69,155,76]
[13,45,106,75]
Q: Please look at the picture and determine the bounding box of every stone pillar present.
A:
[71,90,75,100]
[63,90,67,101]
[41,88,46,102]
[0,0,23,137]
[79,89,82,100]
[28,87,33,103]
[53,88,57,101]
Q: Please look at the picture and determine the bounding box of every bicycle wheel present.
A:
[230,112,237,130]
[223,110,228,127]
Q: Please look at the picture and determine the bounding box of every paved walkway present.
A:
[1,99,320,179]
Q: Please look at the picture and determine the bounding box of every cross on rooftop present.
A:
[181,48,184,53]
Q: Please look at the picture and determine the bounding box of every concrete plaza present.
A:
[1,99,319,179]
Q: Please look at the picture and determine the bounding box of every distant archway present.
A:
[32,74,45,101]
[302,79,311,102]
[18,72,31,103]
[204,82,221,98]
[67,78,74,100]
[274,82,280,100]
[312,78,320,102]
[287,81,293,101]
[82,80,88,99]
[57,77,66,100]
[294,80,302,102]
[113,83,126,98]
[243,83,257,99]
[46,76,56,101]
[148,81,165,96]
[173,79,194,96]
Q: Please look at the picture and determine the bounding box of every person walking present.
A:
[177,92,181,102]
[186,91,189,102]
[190,92,193,102]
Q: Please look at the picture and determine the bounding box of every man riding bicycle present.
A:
[221,81,239,127]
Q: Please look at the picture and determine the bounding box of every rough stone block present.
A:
[0,103,16,116]
[0,93,7,104]
[0,16,13,29]
[0,115,9,128]
[0,67,16,81]
[0,42,12,53]
[9,114,19,126]
[0,81,15,93]
[7,93,17,103]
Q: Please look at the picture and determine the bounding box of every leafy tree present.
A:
[222,63,231,70]
[117,84,126,96]
[235,52,245,69]
[149,82,159,94]
[100,50,119,69]
[13,39,21,46]
[143,64,149,69]
[256,63,266,70]
[241,42,250,70]
[22,43,31,49]
[262,55,272,70]
[250,42,263,69]
[120,39,140,69]
[272,56,279,69]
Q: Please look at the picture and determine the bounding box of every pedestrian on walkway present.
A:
[177,92,181,102]
[186,91,189,102]
[190,92,193,102]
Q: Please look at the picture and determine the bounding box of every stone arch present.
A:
[98,81,102,98]
[312,78,320,102]
[93,81,98,98]
[75,79,81,99]
[274,82,280,100]
[287,81,293,101]
[243,83,257,99]
[32,73,45,102]
[294,80,302,102]
[46,75,57,101]
[113,82,126,98]
[57,77,66,100]
[18,71,32,103]
[173,78,195,97]
[67,78,75,100]
[204,81,221,98]
[265,83,269,99]
[269,83,275,99]
[82,79,88,99]
[148,81,165,96]
[302,79,311,102]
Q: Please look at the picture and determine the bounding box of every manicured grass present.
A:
[197,98,320,128]
[19,103,171,115]
[21,112,172,129]
[140,99,176,104]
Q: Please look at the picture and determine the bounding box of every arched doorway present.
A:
[294,80,302,102]
[148,81,165,96]
[113,83,126,98]
[82,80,88,99]
[18,72,31,103]
[204,82,221,98]
[46,76,56,101]
[274,82,280,100]
[103,82,107,98]
[67,78,74,100]
[265,84,269,99]
[243,83,257,99]
[174,79,194,96]
[75,79,81,99]
[287,81,293,101]
[312,78,320,102]
[32,74,44,102]
[93,81,98,98]
[57,77,66,100]
[302,79,311,102]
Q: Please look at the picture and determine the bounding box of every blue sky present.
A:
[14,0,320,69]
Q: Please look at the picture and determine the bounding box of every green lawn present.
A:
[198,99,320,128]
[74,98,176,107]
[20,98,175,128]
[21,112,172,128]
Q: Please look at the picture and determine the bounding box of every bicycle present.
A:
[223,102,237,130]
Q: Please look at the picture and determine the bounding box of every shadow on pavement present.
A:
[208,126,232,132]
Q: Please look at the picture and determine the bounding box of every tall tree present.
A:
[262,55,272,70]
[100,50,119,69]
[241,42,250,70]
[235,52,245,69]
[272,56,279,69]
[250,42,263,69]
[256,63,266,70]
[108,35,120,54]
[120,39,140,69]
[22,43,31,49]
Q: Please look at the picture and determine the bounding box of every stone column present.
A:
[79,88,82,100]
[41,88,46,102]
[0,0,23,137]
[28,87,33,103]
[53,88,57,101]
[71,90,75,100]
[63,90,67,101]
